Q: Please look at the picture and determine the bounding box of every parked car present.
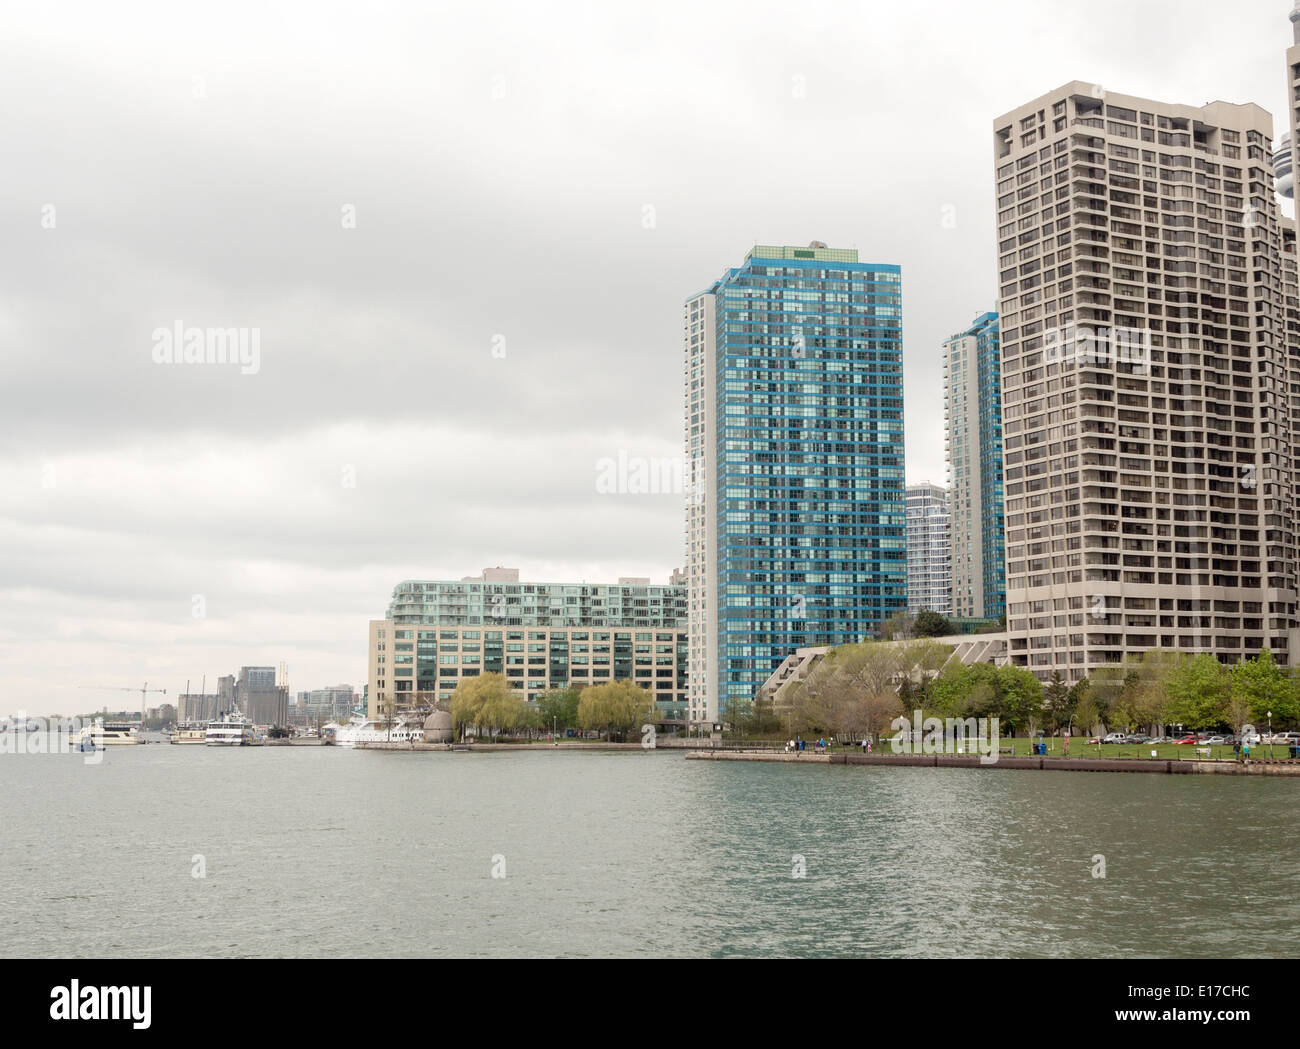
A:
[1203,735,1227,746]
[1126,734,1151,744]
[1240,730,1261,745]
[1101,733,1127,745]
[1087,737,1102,745]
[1172,735,1198,745]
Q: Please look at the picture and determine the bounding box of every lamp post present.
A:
[1268,711,1273,760]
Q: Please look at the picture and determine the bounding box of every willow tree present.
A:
[478,685,529,740]
[450,672,513,741]
[577,680,655,741]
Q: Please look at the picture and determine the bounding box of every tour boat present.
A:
[75,720,140,750]
[205,712,257,746]
[170,723,208,745]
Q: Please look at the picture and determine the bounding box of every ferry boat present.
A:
[328,714,425,747]
[170,723,208,745]
[205,712,257,746]
[98,722,140,745]
[75,720,140,749]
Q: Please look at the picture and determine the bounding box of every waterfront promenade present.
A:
[685,749,1300,776]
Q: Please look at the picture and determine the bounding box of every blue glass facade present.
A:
[974,314,1005,623]
[946,311,1004,623]
[705,246,906,709]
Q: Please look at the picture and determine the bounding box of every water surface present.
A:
[1,745,1293,957]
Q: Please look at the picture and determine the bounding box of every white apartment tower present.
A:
[905,482,952,615]
[684,290,717,729]
[993,82,1300,680]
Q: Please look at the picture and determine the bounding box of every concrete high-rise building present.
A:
[177,691,218,722]
[1284,5,1300,201]
[368,567,687,718]
[685,243,906,726]
[385,567,685,630]
[217,674,236,713]
[993,82,1300,680]
[905,482,952,615]
[293,685,357,725]
[944,311,1005,621]
[238,666,287,726]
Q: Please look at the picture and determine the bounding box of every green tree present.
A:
[1112,649,1182,733]
[994,665,1043,736]
[1085,664,1130,729]
[801,641,909,738]
[928,662,1040,735]
[902,639,953,708]
[478,685,528,739]
[749,693,779,737]
[1073,692,1101,737]
[932,663,982,718]
[1230,648,1298,729]
[577,680,655,741]
[449,673,513,741]
[912,610,955,639]
[1043,669,1074,733]
[1164,653,1229,732]
[536,686,581,734]
[720,695,754,738]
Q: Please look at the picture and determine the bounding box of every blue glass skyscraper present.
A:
[684,244,906,726]
[943,311,1004,623]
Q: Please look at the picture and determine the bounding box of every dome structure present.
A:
[423,710,453,743]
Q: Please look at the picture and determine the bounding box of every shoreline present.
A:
[684,750,1300,776]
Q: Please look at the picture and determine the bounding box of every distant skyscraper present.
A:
[1284,4,1300,200]
[993,83,1300,679]
[943,311,1004,621]
[238,666,286,726]
[685,243,906,725]
[905,482,951,615]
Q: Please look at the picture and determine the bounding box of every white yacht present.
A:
[205,712,257,746]
[75,720,140,750]
[329,714,425,747]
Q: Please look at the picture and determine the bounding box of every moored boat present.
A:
[330,714,425,747]
[205,711,257,746]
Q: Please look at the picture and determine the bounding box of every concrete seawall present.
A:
[684,750,1300,776]
[355,741,652,752]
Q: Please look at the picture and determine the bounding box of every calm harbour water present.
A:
[2,743,1296,958]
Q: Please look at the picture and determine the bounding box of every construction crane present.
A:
[78,682,167,725]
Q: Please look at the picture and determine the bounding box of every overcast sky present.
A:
[4,0,1294,713]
